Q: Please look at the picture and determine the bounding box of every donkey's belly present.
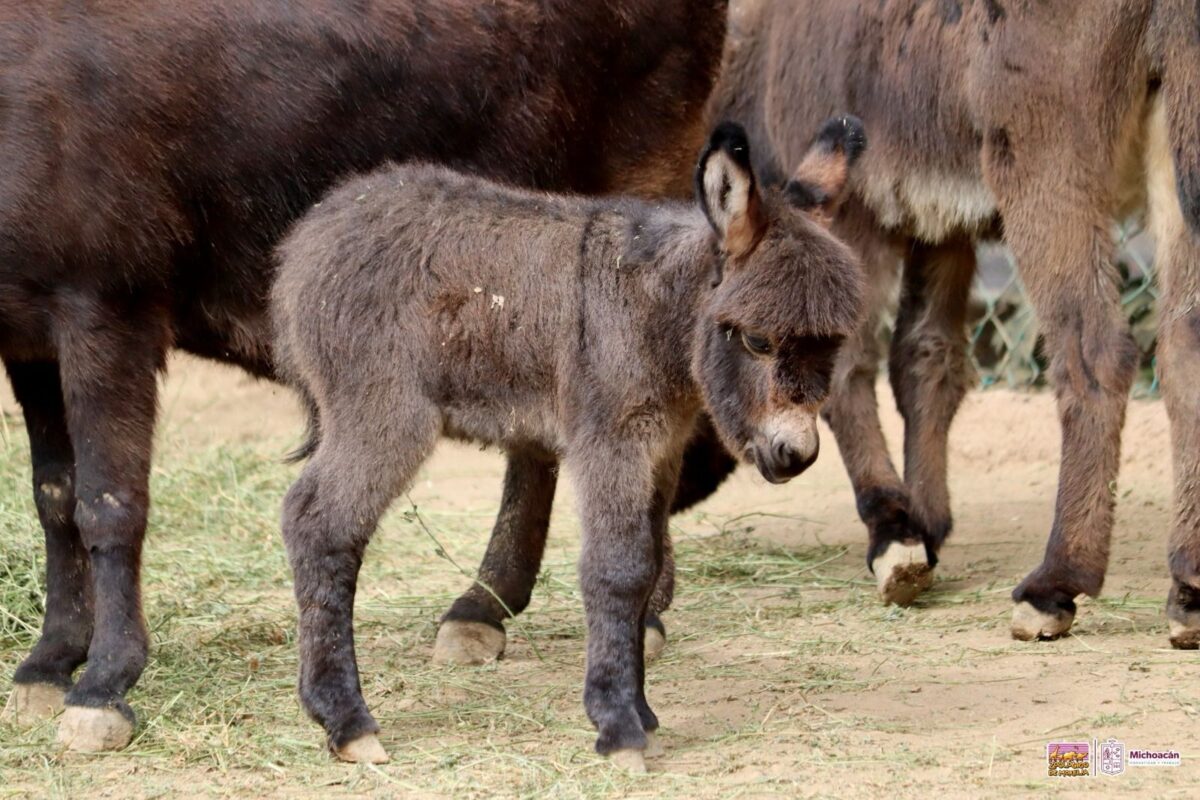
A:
[857,165,997,243]
[439,395,563,454]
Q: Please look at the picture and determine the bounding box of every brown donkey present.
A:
[0,0,728,751]
[272,120,865,765]
[700,0,1200,643]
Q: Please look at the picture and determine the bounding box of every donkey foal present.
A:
[272,121,864,766]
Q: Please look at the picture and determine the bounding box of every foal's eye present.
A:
[740,331,774,357]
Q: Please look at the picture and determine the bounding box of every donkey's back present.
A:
[0,0,725,370]
[273,162,705,447]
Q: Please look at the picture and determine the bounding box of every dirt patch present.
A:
[0,354,1195,797]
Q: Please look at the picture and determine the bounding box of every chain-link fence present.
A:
[887,224,1159,395]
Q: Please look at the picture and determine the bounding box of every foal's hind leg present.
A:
[3,361,92,724]
[1147,101,1200,649]
[281,394,438,763]
[886,237,976,590]
[435,446,557,665]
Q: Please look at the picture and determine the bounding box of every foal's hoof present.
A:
[644,730,665,758]
[433,620,506,665]
[56,706,134,752]
[335,733,390,764]
[871,542,934,606]
[609,747,647,773]
[1011,600,1074,641]
[1166,585,1200,650]
[644,622,667,663]
[3,682,66,725]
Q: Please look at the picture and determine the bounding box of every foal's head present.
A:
[692,119,865,483]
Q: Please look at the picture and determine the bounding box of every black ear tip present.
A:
[705,121,752,168]
[784,179,826,210]
[816,115,867,165]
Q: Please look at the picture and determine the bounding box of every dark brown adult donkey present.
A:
[272,120,865,766]
[0,0,727,752]
[704,0,1200,644]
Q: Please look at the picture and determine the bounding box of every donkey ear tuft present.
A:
[695,121,767,264]
[705,122,754,171]
[816,115,866,166]
[786,115,867,224]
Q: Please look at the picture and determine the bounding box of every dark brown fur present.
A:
[0,0,728,747]
[271,122,864,760]
[707,0,1200,640]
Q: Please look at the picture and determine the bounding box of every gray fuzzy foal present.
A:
[272,121,865,766]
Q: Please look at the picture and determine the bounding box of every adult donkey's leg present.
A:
[441,442,683,665]
[1146,99,1200,649]
[822,206,934,604]
[3,361,92,724]
[986,148,1136,642]
[52,298,168,751]
[435,447,557,665]
[669,416,738,513]
[888,237,976,568]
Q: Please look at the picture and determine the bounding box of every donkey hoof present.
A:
[872,542,934,606]
[433,620,506,665]
[1166,597,1200,650]
[1168,619,1200,650]
[644,730,665,758]
[57,706,134,752]
[644,626,667,663]
[335,733,390,764]
[1011,600,1074,641]
[3,682,66,726]
[609,747,647,773]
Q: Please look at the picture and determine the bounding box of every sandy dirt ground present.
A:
[1,355,1196,797]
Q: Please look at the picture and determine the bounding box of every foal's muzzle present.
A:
[748,410,820,484]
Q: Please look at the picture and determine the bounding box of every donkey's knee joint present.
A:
[36,477,75,525]
[1052,326,1137,398]
[582,559,658,601]
[73,492,145,546]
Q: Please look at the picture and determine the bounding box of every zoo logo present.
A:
[1048,738,1181,778]
[1046,741,1091,778]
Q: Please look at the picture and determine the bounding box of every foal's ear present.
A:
[695,122,768,266]
[784,115,866,226]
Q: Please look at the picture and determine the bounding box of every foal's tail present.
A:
[284,386,322,464]
[271,315,323,464]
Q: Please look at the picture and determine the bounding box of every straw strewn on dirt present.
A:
[0,356,1195,798]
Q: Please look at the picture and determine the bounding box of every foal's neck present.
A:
[632,209,720,385]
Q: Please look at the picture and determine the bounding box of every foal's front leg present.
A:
[573,441,672,772]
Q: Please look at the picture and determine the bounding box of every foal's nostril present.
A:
[769,437,818,480]
[796,439,819,472]
[771,439,798,470]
